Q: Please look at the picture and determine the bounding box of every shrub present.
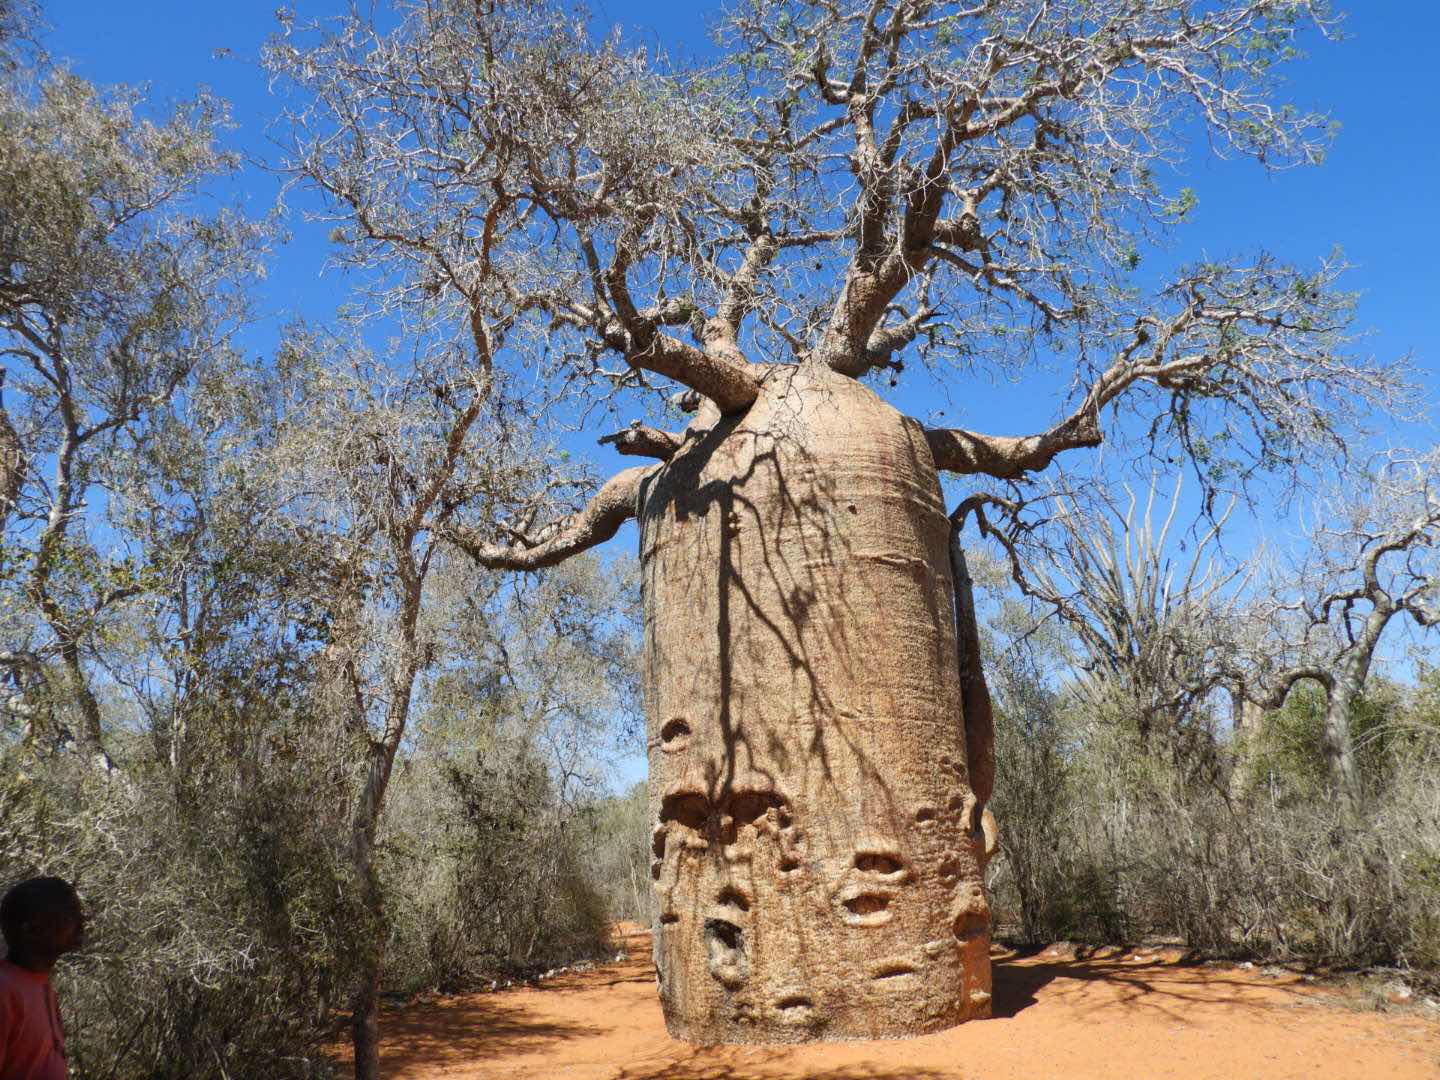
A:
[987,671,1440,985]
[0,746,358,1079]
[380,738,613,994]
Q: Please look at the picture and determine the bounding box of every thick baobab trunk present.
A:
[640,365,991,1044]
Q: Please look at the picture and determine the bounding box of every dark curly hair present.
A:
[1,876,79,945]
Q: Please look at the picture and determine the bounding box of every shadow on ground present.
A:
[350,928,1432,1080]
[374,993,606,1071]
[992,952,1318,1025]
[614,1050,952,1080]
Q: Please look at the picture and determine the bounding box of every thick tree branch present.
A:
[706,228,779,365]
[604,245,764,414]
[598,423,683,461]
[1246,665,1336,711]
[857,300,935,374]
[626,334,764,415]
[926,410,1102,480]
[444,465,652,570]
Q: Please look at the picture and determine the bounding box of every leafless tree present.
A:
[1230,450,1440,809]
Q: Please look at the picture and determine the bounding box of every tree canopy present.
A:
[266,0,1409,548]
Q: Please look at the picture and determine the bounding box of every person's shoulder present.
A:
[0,960,39,1023]
[0,958,38,997]
[0,959,21,1013]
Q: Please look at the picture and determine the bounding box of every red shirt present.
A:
[0,960,67,1080]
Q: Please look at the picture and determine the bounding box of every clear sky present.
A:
[33,2,1440,778]
[40,0,1439,468]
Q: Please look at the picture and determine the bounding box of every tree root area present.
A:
[339,925,1439,1079]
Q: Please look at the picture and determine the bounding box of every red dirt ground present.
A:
[346,924,1439,1079]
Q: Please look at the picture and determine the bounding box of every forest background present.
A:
[1,1,1438,1077]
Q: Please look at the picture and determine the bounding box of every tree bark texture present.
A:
[349,743,394,1080]
[640,365,991,1043]
[1228,693,1266,798]
[1325,661,1366,811]
[350,942,383,1080]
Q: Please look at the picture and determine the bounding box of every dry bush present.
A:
[988,672,1440,984]
[380,740,613,993]
[0,747,358,1080]
[585,781,654,925]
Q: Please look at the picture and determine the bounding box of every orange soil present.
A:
[353,924,1439,1080]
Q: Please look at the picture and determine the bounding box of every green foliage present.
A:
[1,742,359,1079]
[586,781,654,924]
[1164,187,1200,222]
[1243,681,1404,799]
[382,745,613,993]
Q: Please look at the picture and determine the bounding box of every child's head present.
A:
[1,876,85,967]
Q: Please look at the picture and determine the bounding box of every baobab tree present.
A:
[269,0,1409,1051]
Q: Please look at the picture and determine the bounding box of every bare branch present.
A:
[598,423,683,461]
[444,465,653,571]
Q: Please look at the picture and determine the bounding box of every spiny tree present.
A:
[268,0,1409,1050]
[961,475,1246,778]
[0,37,263,766]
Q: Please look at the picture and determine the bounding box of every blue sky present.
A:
[32,1,1440,785]
[41,1,1439,468]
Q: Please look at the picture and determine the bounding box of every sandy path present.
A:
[358,925,1439,1080]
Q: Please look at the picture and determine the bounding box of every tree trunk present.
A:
[641,365,990,1044]
[350,945,383,1080]
[58,640,114,770]
[949,536,995,810]
[1323,670,1363,811]
[1228,692,1265,799]
[350,745,391,1080]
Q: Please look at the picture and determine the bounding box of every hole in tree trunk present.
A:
[854,852,904,875]
[717,887,751,912]
[730,791,784,825]
[706,918,743,951]
[660,717,692,750]
[660,792,709,832]
[704,918,747,989]
[843,893,890,916]
[872,963,917,980]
